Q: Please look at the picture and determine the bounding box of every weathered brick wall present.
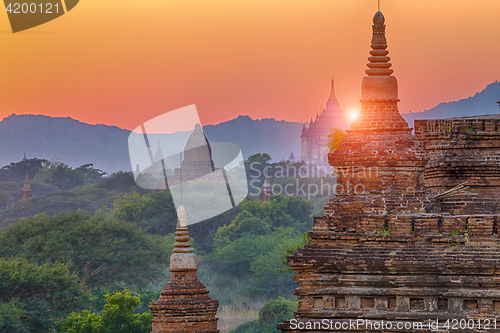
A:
[279,232,500,333]
[150,269,219,333]
[280,88,500,333]
[279,11,500,333]
[350,101,409,131]
[415,116,500,215]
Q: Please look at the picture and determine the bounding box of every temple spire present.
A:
[19,173,34,201]
[154,143,164,162]
[366,11,393,76]
[150,204,219,332]
[173,205,193,254]
[329,77,336,99]
[349,11,409,132]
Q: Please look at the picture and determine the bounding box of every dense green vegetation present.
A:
[0,257,91,332]
[0,160,148,225]
[228,297,297,333]
[0,212,169,289]
[0,153,333,332]
[57,290,152,333]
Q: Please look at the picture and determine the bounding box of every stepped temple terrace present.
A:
[277,11,500,333]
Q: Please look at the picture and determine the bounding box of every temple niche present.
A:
[300,80,350,166]
[279,11,500,333]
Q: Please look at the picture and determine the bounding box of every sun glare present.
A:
[349,109,360,121]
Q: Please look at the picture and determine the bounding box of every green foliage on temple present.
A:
[326,128,347,154]
[56,290,152,333]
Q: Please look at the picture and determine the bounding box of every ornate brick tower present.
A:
[279,11,500,333]
[150,205,219,332]
[327,10,429,229]
[19,173,34,201]
[301,79,349,165]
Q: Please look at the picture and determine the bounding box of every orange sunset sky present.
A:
[0,0,499,130]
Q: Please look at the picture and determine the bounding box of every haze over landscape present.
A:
[1,80,498,173]
[0,0,499,131]
[1,2,500,332]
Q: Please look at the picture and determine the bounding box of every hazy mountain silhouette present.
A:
[2,81,497,173]
[402,81,500,127]
[203,115,302,164]
[0,114,302,173]
[0,115,131,173]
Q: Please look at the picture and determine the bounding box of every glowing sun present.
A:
[349,109,360,122]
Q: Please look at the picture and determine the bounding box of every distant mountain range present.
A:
[0,81,498,173]
[0,114,303,173]
[402,81,500,127]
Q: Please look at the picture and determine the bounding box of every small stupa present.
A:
[150,205,219,332]
[18,173,34,201]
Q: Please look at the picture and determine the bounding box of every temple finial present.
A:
[154,142,164,162]
[366,11,393,76]
[173,205,193,253]
[330,77,336,99]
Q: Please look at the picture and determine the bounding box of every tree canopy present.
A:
[0,257,91,333]
[0,211,169,289]
[57,290,152,333]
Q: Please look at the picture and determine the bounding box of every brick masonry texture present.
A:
[150,269,219,333]
[278,11,500,333]
[150,206,219,333]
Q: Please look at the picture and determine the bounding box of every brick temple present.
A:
[150,205,219,332]
[279,11,500,333]
[18,173,34,201]
[301,80,350,166]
